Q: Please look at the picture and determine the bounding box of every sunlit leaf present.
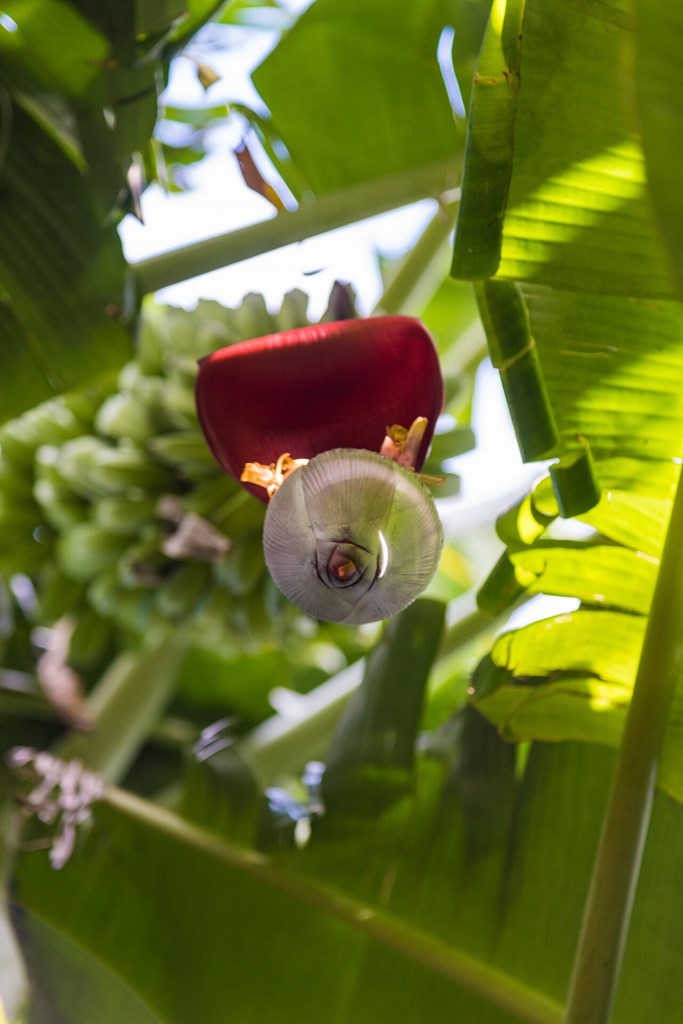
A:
[497,1,674,298]
[509,543,658,615]
[634,0,683,297]
[451,0,525,279]
[452,0,683,811]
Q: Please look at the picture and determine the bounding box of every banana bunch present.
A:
[0,289,321,672]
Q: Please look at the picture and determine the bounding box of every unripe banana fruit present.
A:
[0,289,359,675]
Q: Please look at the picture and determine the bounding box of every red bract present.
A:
[196,316,444,502]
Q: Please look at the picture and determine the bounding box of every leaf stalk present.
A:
[243,591,518,785]
[131,160,459,295]
[373,195,459,315]
[563,465,683,1023]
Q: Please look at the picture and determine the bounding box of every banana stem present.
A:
[241,660,365,786]
[242,590,519,785]
[56,635,185,785]
[373,195,459,316]
[563,465,683,1024]
[131,160,459,295]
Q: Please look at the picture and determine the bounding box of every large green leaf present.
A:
[11,789,530,1024]
[0,0,232,421]
[0,105,131,420]
[496,0,673,298]
[507,543,657,614]
[450,0,683,804]
[10,603,552,1024]
[8,574,683,1024]
[634,0,683,296]
[523,286,683,463]
[454,0,676,298]
[251,0,479,196]
[11,714,683,1022]
[0,0,108,99]
[321,599,445,824]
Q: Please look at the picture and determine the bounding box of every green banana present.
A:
[182,474,238,517]
[34,444,69,487]
[56,522,130,581]
[148,432,216,468]
[167,355,199,387]
[156,562,212,620]
[34,479,89,532]
[117,361,144,392]
[95,392,158,444]
[118,368,178,430]
[118,528,168,588]
[37,569,87,623]
[157,382,198,430]
[0,285,361,673]
[0,397,87,465]
[185,299,240,357]
[56,436,116,499]
[87,569,123,619]
[68,605,116,669]
[88,445,175,493]
[93,495,159,536]
[276,288,310,332]
[60,387,111,425]
[213,532,264,597]
[233,292,280,341]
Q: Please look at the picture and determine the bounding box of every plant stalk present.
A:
[56,635,185,785]
[563,466,683,1024]
[243,590,519,785]
[131,160,459,294]
[373,195,459,316]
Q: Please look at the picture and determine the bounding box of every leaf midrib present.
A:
[107,786,564,1024]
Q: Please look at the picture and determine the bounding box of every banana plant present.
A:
[2,1,683,1023]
